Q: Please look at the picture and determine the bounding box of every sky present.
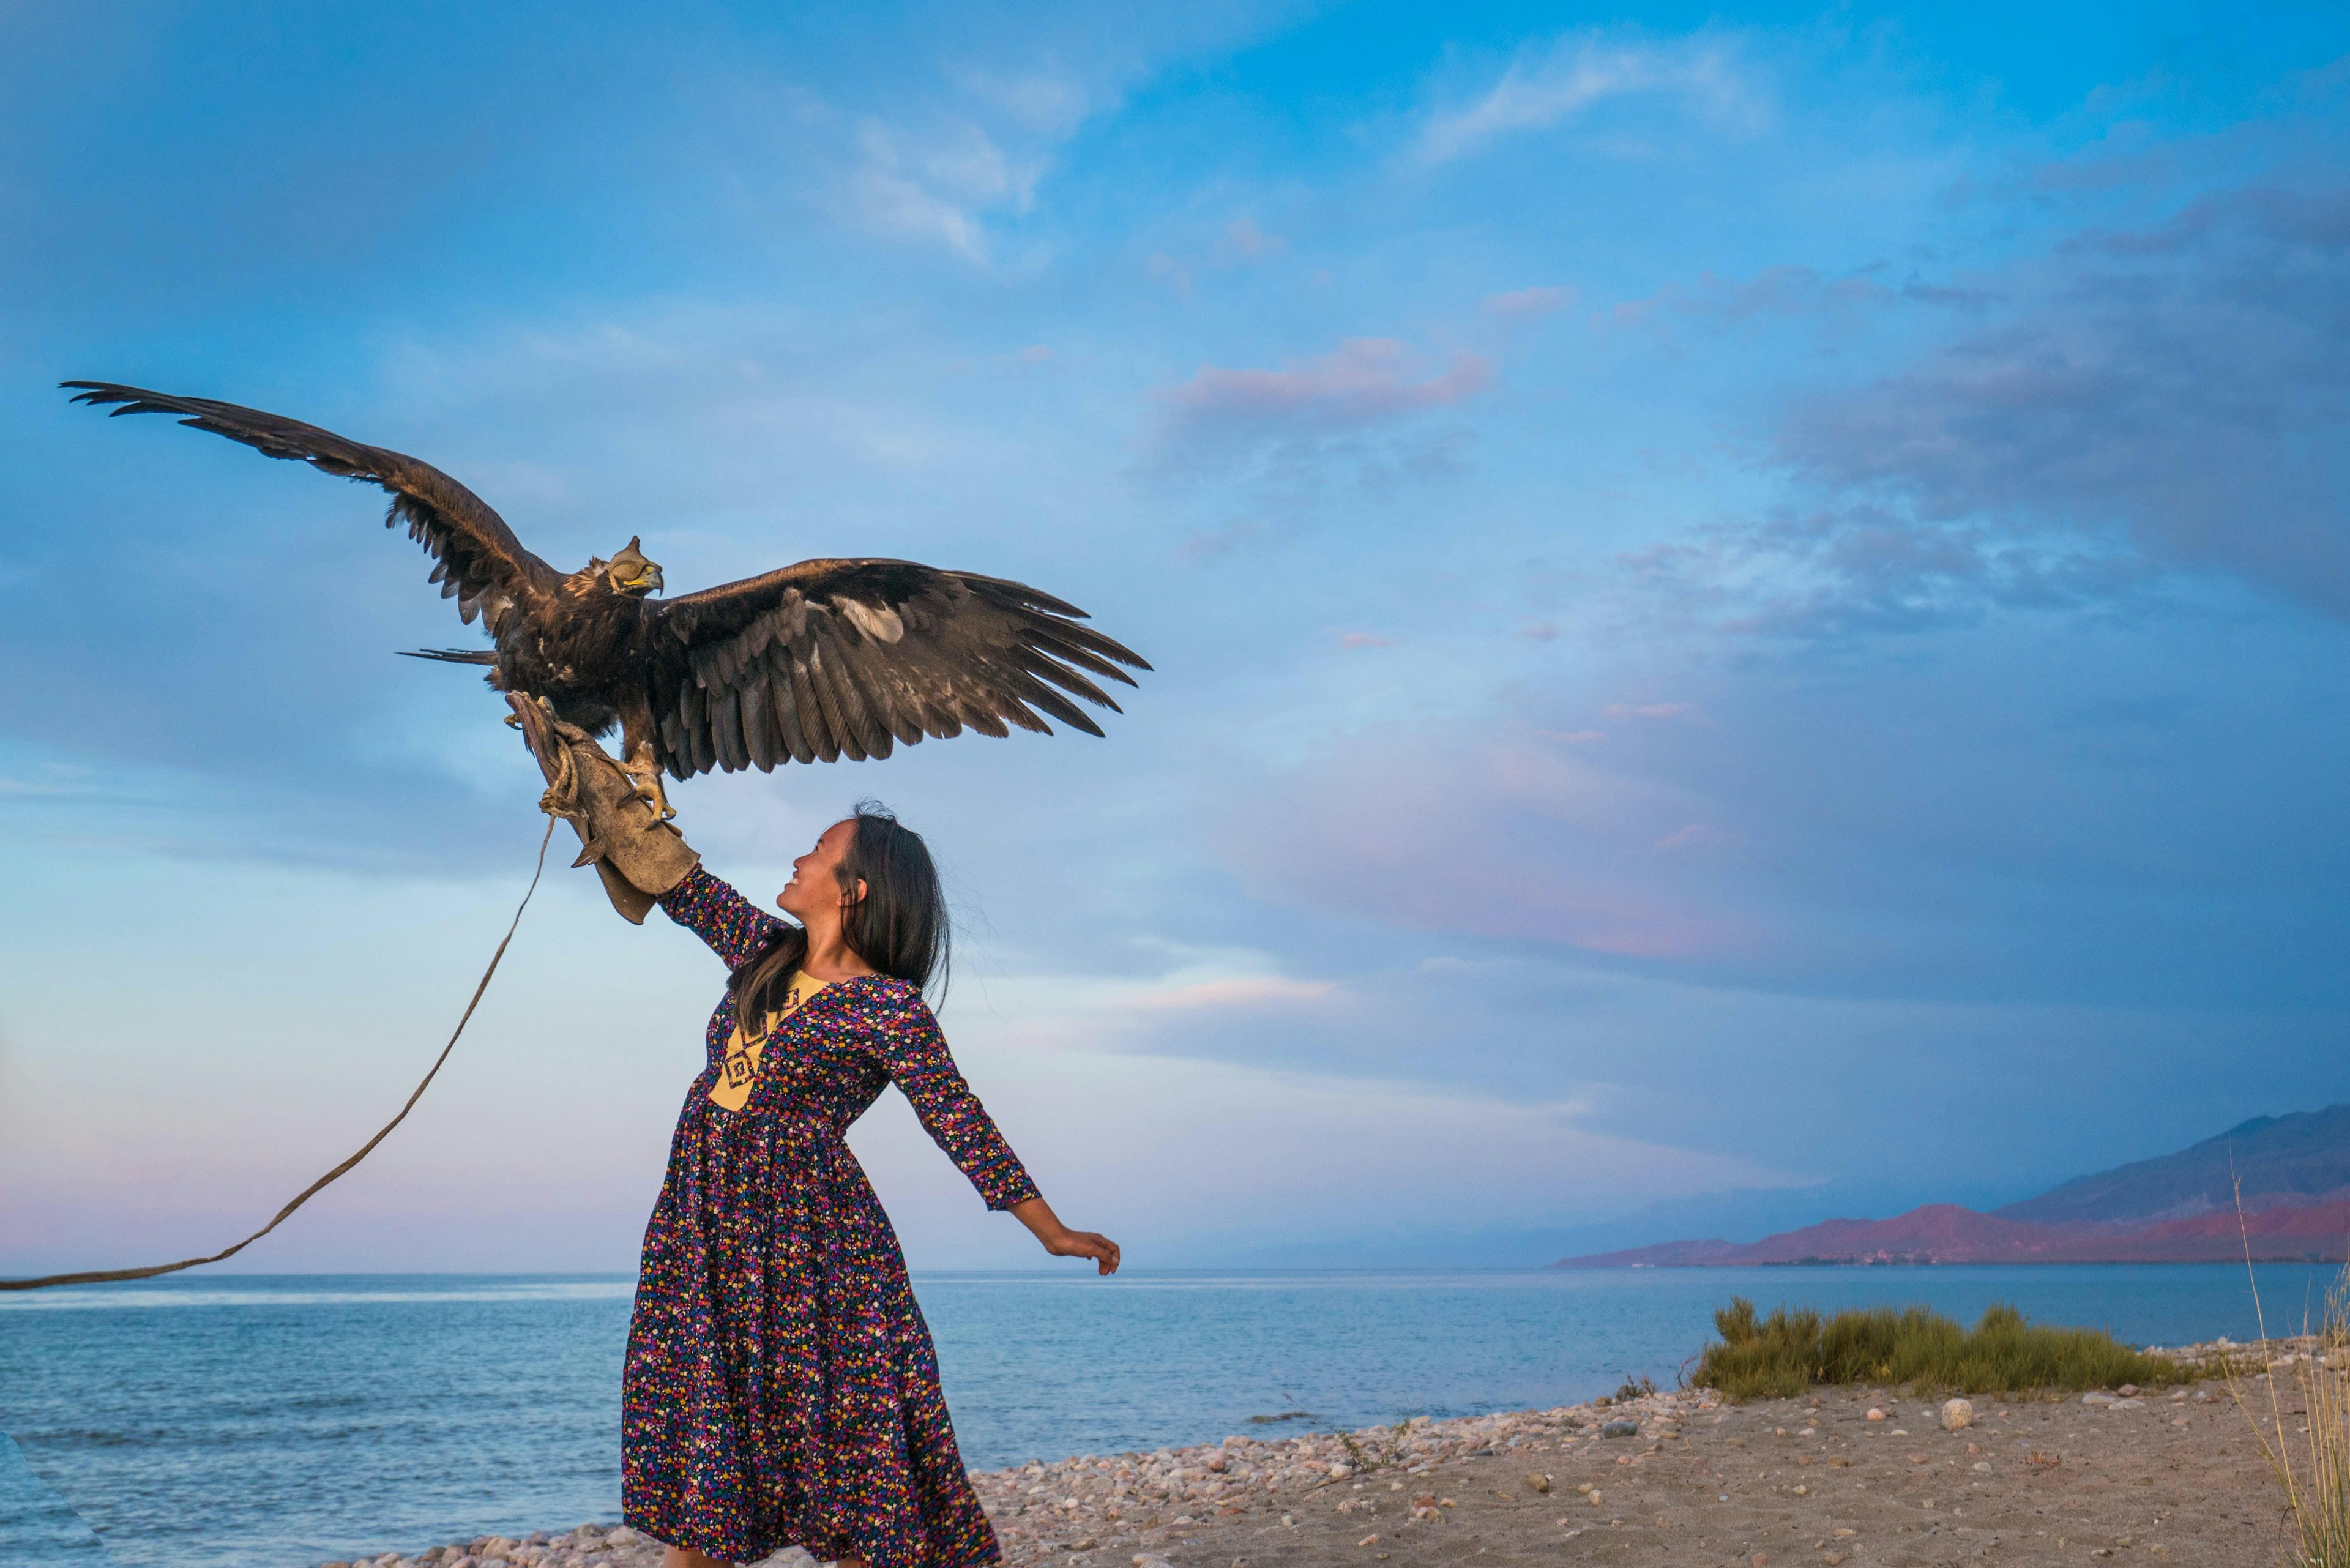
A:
[2,0,2348,1274]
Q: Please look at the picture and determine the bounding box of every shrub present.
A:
[1692,1296,2195,1402]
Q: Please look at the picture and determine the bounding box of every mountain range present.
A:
[1559,1105,2350,1267]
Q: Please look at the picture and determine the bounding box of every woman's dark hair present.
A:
[729,801,950,1032]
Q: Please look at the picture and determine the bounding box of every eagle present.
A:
[65,382,1149,816]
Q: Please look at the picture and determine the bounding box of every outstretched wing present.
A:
[63,381,559,645]
[650,559,1150,774]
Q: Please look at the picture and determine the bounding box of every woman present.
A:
[613,799,1119,1568]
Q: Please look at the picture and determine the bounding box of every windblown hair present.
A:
[729,802,950,1034]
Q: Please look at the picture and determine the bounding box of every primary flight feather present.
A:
[65,381,1149,813]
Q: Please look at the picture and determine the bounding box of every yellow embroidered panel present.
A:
[710,970,829,1112]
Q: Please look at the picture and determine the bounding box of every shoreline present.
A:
[324,1333,2302,1568]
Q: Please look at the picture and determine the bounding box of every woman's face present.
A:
[778,819,863,922]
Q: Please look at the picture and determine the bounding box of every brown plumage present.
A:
[65,381,1149,811]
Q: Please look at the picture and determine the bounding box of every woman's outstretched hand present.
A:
[1010,1197,1121,1275]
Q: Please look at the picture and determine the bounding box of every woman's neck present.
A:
[797,918,878,982]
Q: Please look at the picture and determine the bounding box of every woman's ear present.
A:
[844,878,868,906]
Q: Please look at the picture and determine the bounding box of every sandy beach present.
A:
[326,1337,2315,1568]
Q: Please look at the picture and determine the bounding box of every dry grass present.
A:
[2231,1236,2350,1564]
[1693,1296,2198,1402]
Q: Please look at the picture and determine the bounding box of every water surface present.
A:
[0,1264,2323,1567]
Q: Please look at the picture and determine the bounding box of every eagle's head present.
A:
[598,537,665,597]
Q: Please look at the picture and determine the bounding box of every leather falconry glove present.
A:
[509,693,700,924]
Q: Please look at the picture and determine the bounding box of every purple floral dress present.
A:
[622,865,1039,1567]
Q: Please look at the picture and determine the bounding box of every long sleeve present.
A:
[656,864,786,971]
[868,993,1041,1212]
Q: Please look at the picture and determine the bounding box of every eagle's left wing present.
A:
[649,558,1149,775]
[63,381,561,644]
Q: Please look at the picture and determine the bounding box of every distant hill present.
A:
[1993,1105,2350,1226]
[1558,1105,2350,1268]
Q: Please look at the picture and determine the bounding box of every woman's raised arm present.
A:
[657,865,786,971]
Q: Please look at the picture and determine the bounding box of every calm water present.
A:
[0,1264,2332,1567]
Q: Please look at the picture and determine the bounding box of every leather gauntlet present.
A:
[509,695,700,923]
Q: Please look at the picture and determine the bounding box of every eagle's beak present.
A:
[630,566,665,593]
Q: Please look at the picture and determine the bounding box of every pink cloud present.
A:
[1223,723,1758,963]
[1602,701,1694,720]
[1221,217,1286,260]
[1338,632,1393,649]
[1130,976,1335,1011]
[1485,285,1576,319]
[1159,338,1494,436]
[1655,822,1734,852]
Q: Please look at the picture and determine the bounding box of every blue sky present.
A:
[4,1,2348,1272]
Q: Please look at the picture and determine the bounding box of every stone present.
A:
[1525,1474,1552,1494]
[603,1531,640,1548]
[1941,1398,1974,1432]
[1865,1408,1886,1422]
[2117,1384,2138,1397]
[2081,1392,2118,1406]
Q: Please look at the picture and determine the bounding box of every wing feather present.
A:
[62,382,559,650]
[647,558,1147,777]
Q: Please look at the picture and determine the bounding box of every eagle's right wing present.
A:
[649,558,1149,774]
[64,382,561,644]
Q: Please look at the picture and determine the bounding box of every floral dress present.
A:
[622,865,1039,1567]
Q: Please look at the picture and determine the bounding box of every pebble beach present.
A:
[324,1337,2309,1568]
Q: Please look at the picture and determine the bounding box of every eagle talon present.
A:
[618,749,676,823]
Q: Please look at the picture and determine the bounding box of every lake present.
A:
[0,1263,2329,1567]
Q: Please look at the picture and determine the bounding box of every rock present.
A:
[603,1531,640,1548]
[1865,1408,1886,1422]
[1941,1398,1974,1432]
[2117,1384,2138,1397]
[1525,1474,1552,1494]
[1973,1461,1994,1473]
[1327,1462,1352,1479]
[1132,1556,1174,1568]
[2081,1392,2119,1406]
[1601,1419,1639,1439]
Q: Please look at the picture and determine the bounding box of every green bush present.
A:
[1692,1296,2198,1402]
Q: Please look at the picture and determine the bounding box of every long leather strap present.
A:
[0,819,556,1292]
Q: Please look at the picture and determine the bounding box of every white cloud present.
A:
[849,119,1042,264]
[1422,32,1762,164]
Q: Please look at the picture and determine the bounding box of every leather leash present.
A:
[0,818,557,1291]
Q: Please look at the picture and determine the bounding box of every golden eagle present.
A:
[65,382,1149,815]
